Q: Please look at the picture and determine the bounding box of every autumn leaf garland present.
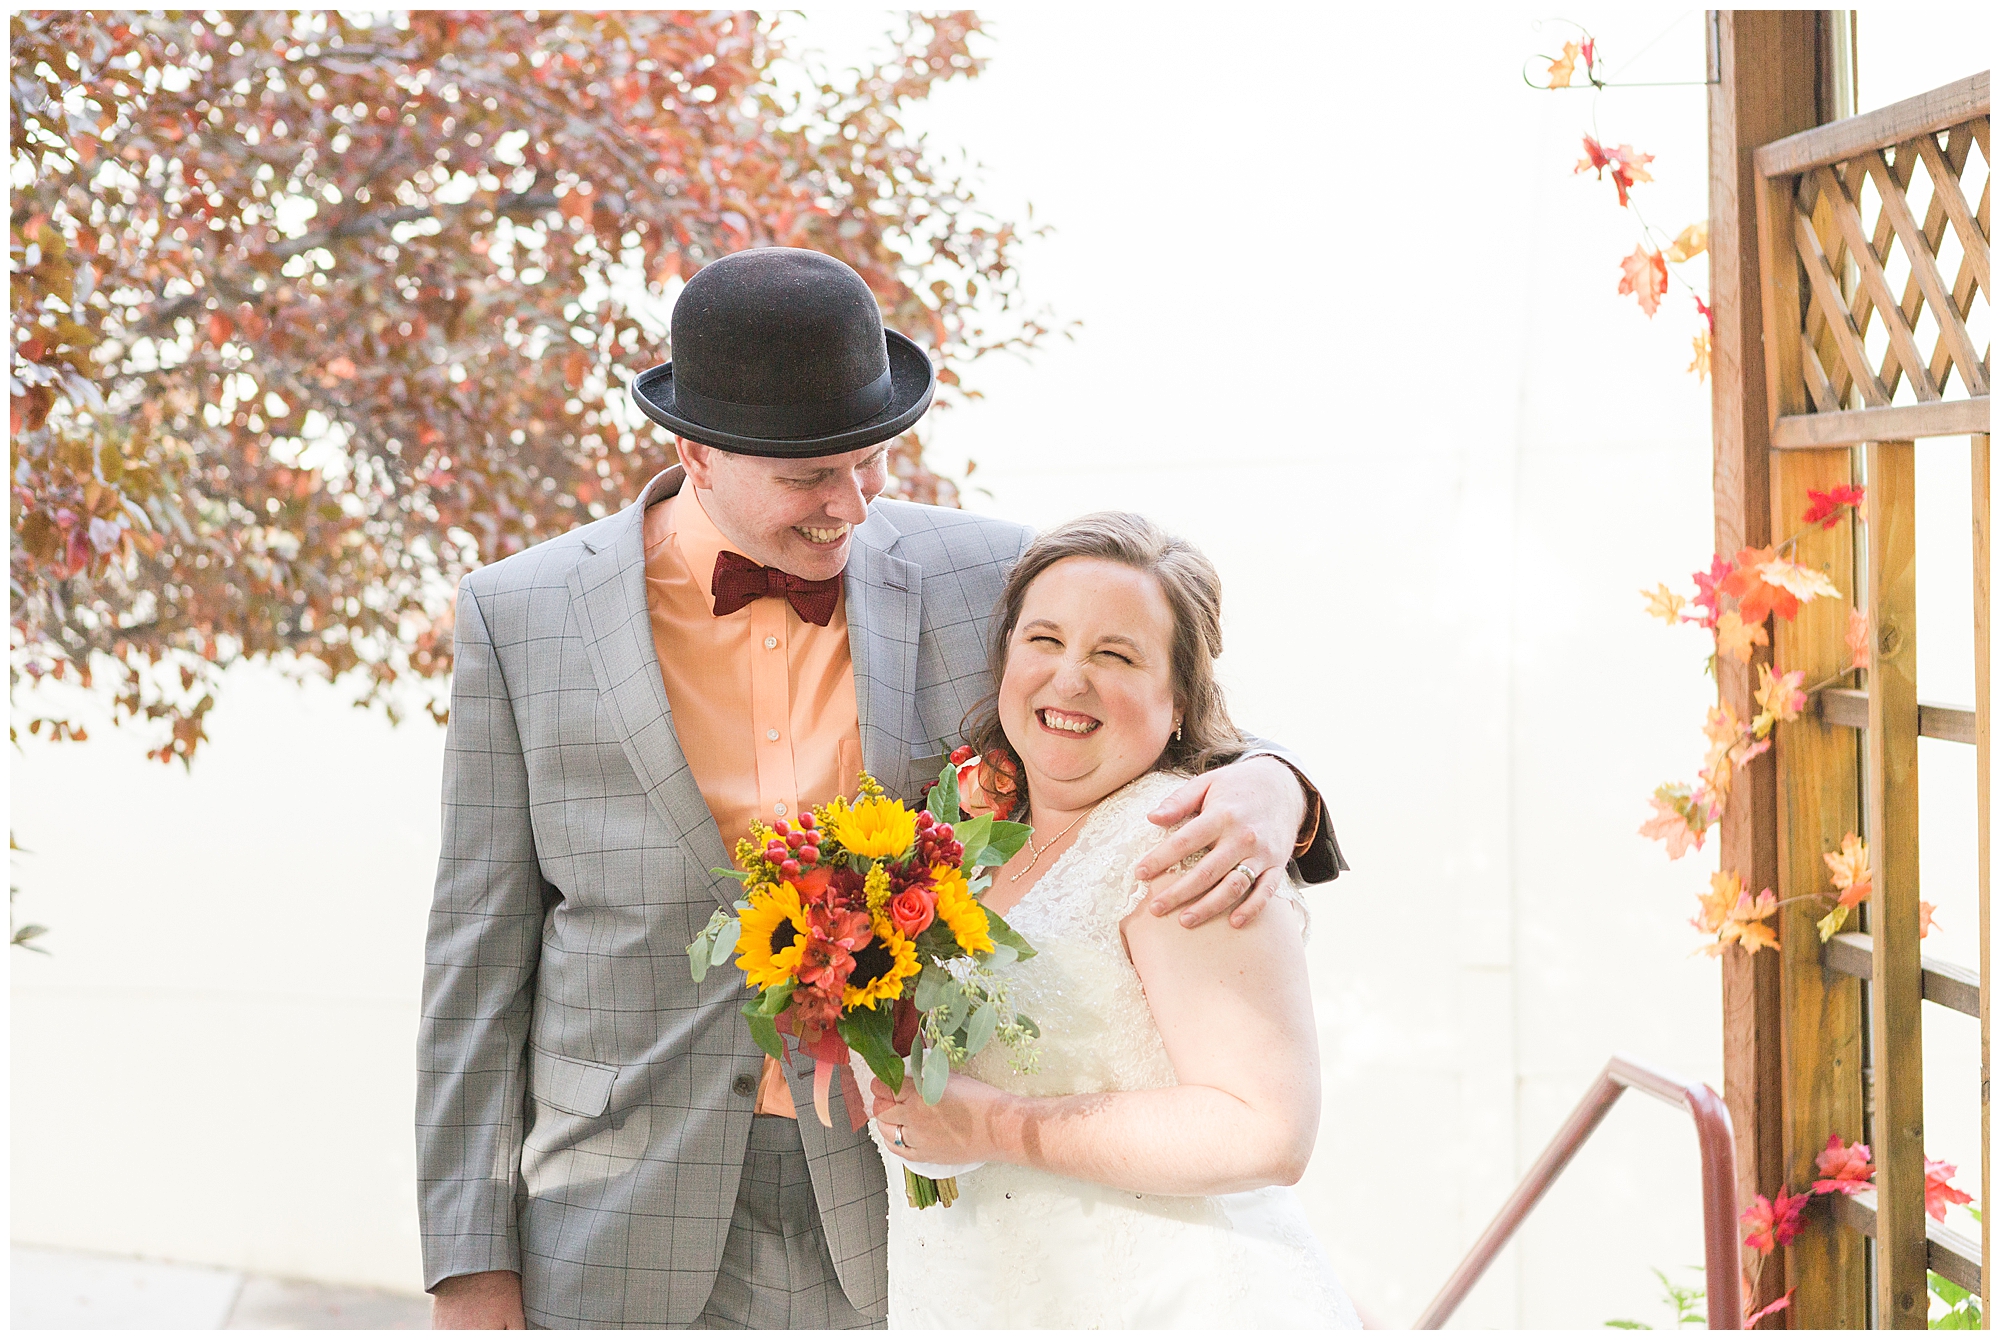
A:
[1541,29,1713,378]
[1639,488,1876,956]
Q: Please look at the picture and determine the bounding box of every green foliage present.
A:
[9,834,48,954]
[837,1001,902,1093]
[1606,1268,1704,1331]
[1928,1271,1982,1329]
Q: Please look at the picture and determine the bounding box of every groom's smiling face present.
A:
[679,438,890,581]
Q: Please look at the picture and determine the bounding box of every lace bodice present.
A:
[876,770,1356,1330]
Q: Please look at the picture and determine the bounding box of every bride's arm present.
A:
[871,899,1321,1196]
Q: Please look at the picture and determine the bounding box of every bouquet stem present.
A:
[903,1167,959,1209]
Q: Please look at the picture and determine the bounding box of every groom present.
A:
[417,247,1346,1328]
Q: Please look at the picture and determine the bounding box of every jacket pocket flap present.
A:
[529,1046,618,1118]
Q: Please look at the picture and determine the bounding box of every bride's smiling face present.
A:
[998,556,1180,812]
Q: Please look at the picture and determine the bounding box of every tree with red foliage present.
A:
[11,10,1048,763]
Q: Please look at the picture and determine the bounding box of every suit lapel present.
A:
[568,467,735,905]
[844,507,923,803]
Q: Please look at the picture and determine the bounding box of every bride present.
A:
[867,512,1360,1329]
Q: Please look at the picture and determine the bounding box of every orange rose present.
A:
[888,884,936,937]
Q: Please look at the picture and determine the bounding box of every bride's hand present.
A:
[1136,756,1308,928]
[870,1072,1013,1164]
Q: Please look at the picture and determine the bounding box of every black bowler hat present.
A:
[630,248,937,458]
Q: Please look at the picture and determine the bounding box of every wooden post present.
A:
[1709,10,1835,1324]
[1865,438,1926,1328]
[1769,449,1867,1328]
[1973,432,1990,1327]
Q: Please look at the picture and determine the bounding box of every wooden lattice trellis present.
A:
[1758,72,1990,450]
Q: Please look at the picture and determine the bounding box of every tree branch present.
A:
[270,192,562,258]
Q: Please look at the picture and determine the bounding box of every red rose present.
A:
[888,885,936,937]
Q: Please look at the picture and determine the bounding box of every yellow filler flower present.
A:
[931,864,994,956]
[735,881,809,990]
[829,795,917,860]
[844,916,921,1009]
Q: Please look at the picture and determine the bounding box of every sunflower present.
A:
[828,795,917,860]
[931,864,994,956]
[843,916,920,1009]
[735,881,809,990]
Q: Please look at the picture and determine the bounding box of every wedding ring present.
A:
[1233,862,1259,887]
[891,1126,907,1148]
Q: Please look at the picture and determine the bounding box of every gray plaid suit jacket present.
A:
[416,467,1345,1328]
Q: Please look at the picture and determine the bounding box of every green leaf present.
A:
[740,985,790,1060]
[710,866,752,884]
[983,904,1037,961]
[913,963,951,1013]
[1603,1321,1651,1331]
[939,980,973,1035]
[952,813,994,869]
[1015,1012,1040,1038]
[708,917,740,968]
[965,1000,998,1054]
[980,941,1018,970]
[839,1003,903,1093]
[1929,1272,1971,1306]
[918,1043,950,1104]
[931,759,961,825]
[976,820,1032,867]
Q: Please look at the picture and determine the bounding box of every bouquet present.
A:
[687,757,1041,1207]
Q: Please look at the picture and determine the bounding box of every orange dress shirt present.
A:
[644,485,863,1118]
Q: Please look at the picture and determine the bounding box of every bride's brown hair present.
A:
[962,512,1244,815]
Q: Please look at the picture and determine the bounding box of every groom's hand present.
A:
[1136,757,1306,929]
[432,1270,525,1329]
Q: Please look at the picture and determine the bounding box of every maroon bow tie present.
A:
[711,550,842,626]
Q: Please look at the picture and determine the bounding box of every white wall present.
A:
[10,7,1987,1326]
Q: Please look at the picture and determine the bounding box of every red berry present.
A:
[773,820,790,836]
[787,831,807,849]
[798,845,820,864]
[916,811,934,830]
[799,811,815,828]
[780,859,801,878]
[935,823,953,842]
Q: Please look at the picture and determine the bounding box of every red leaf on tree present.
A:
[1689,553,1735,631]
[563,348,588,391]
[1811,1134,1875,1195]
[206,311,234,346]
[1618,246,1668,317]
[1802,484,1865,529]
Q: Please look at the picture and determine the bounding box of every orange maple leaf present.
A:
[1665,221,1709,262]
[1546,41,1580,89]
[1823,832,1871,907]
[1719,546,1797,625]
[1688,329,1712,381]
[1715,609,1767,663]
[1618,245,1668,317]
[1844,608,1869,668]
[1918,900,1938,939]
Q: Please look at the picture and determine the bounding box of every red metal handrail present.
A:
[1413,1055,1742,1329]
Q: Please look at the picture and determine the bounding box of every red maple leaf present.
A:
[1741,1187,1810,1253]
[1744,1291,1794,1327]
[1811,1134,1875,1195]
[1802,484,1865,529]
[1694,294,1714,331]
[1925,1159,1973,1220]
[1619,246,1669,317]
[1576,136,1655,207]
[1689,553,1735,630]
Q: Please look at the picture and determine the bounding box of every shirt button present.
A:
[766,728,780,741]
[732,1074,756,1098]
[764,635,779,650]
[773,802,787,817]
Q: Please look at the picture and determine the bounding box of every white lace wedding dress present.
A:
[875,770,1360,1329]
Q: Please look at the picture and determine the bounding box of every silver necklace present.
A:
[1008,804,1100,883]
